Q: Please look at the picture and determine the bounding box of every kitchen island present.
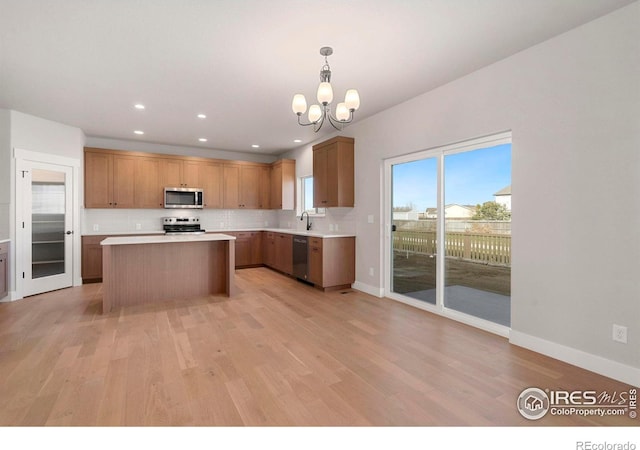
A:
[101,234,235,313]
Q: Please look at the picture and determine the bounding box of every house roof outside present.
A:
[493,185,512,196]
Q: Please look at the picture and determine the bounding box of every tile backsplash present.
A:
[82,208,279,234]
[83,207,358,235]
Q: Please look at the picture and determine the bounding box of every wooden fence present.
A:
[393,230,511,266]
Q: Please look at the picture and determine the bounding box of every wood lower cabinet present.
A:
[308,236,355,290]
[226,231,263,268]
[273,233,293,275]
[82,231,353,288]
[0,242,8,299]
[263,232,276,267]
[81,235,106,282]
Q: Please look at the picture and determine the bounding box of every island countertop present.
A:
[101,233,236,246]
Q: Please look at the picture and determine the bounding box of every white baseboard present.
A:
[352,281,384,298]
[0,290,20,302]
[510,330,640,387]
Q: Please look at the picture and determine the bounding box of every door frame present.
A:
[14,148,81,299]
[383,132,512,338]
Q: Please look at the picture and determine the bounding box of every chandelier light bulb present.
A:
[292,47,359,132]
[292,94,307,115]
[336,103,349,121]
[308,104,322,123]
[317,82,333,105]
[344,89,360,111]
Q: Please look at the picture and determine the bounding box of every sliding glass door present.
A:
[443,144,512,327]
[385,133,512,333]
[390,157,438,301]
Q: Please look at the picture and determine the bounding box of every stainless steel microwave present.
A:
[164,187,204,209]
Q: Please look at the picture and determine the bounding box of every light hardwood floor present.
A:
[0,267,636,426]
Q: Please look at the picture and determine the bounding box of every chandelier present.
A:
[291,47,360,132]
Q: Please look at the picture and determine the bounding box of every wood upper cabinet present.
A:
[270,159,295,210]
[134,157,162,208]
[160,159,200,188]
[313,136,354,208]
[199,163,223,209]
[85,148,293,210]
[260,166,271,210]
[85,150,136,208]
[166,159,224,208]
[223,163,264,209]
[84,150,112,208]
[308,236,355,289]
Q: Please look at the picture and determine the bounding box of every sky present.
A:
[392,143,511,211]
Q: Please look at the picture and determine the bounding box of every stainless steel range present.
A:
[163,217,205,235]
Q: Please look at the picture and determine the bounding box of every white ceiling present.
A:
[0,0,634,155]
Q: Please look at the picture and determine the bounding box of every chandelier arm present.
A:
[326,109,355,130]
[326,114,345,131]
[297,114,320,127]
[313,111,327,132]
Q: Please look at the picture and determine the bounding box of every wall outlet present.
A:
[335,224,339,231]
[92,224,99,231]
[369,267,374,277]
[135,223,141,230]
[612,324,627,344]
[329,224,334,231]
[368,214,374,224]
[220,222,225,228]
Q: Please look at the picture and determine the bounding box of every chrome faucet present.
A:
[300,211,312,231]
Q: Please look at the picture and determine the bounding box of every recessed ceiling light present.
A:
[198,138,208,142]
[293,139,302,143]
[134,104,145,110]
[134,130,144,135]
[197,114,206,119]
[251,144,260,148]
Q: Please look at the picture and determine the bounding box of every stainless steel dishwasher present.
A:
[292,235,308,281]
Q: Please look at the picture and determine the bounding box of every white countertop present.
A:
[0,239,10,244]
[101,233,236,246]
[262,228,355,238]
[86,228,355,239]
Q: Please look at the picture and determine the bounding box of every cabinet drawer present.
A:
[309,237,322,248]
[0,242,8,254]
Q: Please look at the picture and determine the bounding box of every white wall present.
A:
[7,111,85,298]
[0,110,11,240]
[286,4,640,383]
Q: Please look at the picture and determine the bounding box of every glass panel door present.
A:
[21,161,74,296]
[391,157,438,302]
[32,169,66,278]
[443,143,511,326]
